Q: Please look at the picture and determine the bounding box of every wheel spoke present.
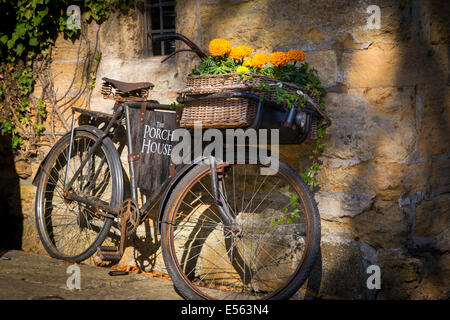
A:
[37,134,115,260]
[164,163,317,300]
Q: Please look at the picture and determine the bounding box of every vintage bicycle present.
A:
[33,33,327,300]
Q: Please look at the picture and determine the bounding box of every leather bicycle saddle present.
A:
[102,77,154,93]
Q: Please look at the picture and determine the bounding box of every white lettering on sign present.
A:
[141,123,173,156]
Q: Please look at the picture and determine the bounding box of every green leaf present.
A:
[0,35,8,44]
[15,24,27,37]
[82,11,91,20]
[24,9,33,20]
[7,39,15,49]
[29,37,38,46]
[37,6,49,18]
[15,43,25,55]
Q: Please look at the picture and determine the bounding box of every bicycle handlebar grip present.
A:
[282,105,298,129]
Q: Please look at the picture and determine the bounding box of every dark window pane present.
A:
[164,39,176,55]
[146,1,176,56]
[162,5,175,29]
[151,7,160,30]
[152,36,162,56]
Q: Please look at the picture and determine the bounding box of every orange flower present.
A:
[268,51,289,67]
[238,45,253,57]
[248,53,269,68]
[287,49,306,62]
[228,45,253,60]
[209,38,232,56]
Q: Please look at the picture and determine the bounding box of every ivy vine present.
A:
[0,0,133,154]
[242,69,326,188]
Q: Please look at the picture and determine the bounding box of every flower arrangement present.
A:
[190,38,327,186]
[192,38,325,101]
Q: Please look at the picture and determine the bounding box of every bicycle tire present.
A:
[35,125,123,262]
[161,158,321,300]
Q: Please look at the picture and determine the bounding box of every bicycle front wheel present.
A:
[161,159,320,300]
[35,126,123,262]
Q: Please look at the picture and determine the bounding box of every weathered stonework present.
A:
[4,0,447,300]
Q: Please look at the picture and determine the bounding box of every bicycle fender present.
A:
[156,156,207,234]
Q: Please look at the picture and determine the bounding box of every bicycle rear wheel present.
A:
[35,126,123,262]
[161,159,320,300]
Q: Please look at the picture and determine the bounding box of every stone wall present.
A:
[7,0,449,299]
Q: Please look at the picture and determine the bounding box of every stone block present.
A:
[302,241,367,299]
[99,10,143,59]
[417,85,450,158]
[377,249,423,299]
[50,61,86,98]
[414,194,450,239]
[316,190,376,220]
[352,200,411,248]
[305,50,338,88]
[321,87,416,164]
[342,44,447,88]
[430,157,450,196]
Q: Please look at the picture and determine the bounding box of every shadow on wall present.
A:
[385,0,449,299]
[318,0,449,299]
[0,134,23,252]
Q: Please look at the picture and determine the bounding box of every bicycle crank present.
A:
[119,199,140,236]
[97,199,139,262]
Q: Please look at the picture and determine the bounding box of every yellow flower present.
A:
[228,45,253,60]
[236,66,250,73]
[209,38,232,56]
[248,53,269,68]
[268,51,289,67]
[287,49,306,62]
[242,58,252,66]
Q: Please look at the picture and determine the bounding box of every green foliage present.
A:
[0,0,133,151]
[259,63,324,96]
[191,56,239,75]
[170,102,184,108]
[270,193,302,227]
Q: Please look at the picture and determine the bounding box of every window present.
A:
[145,0,176,56]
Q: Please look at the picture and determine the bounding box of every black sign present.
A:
[128,108,178,192]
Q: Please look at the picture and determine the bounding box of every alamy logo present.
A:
[366,5,381,30]
[66,265,81,290]
[366,265,381,289]
[66,5,81,30]
[169,121,280,175]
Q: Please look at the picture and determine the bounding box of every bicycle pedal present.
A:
[97,246,122,262]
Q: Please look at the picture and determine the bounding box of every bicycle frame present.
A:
[43,91,321,232]
[61,101,174,217]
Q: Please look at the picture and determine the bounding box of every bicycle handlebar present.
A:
[152,33,207,59]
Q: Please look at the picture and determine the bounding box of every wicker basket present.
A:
[178,73,329,135]
[179,74,255,128]
[180,97,257,128]
[184,73,248,93]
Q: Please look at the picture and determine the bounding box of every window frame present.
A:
[144,0,176,56]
